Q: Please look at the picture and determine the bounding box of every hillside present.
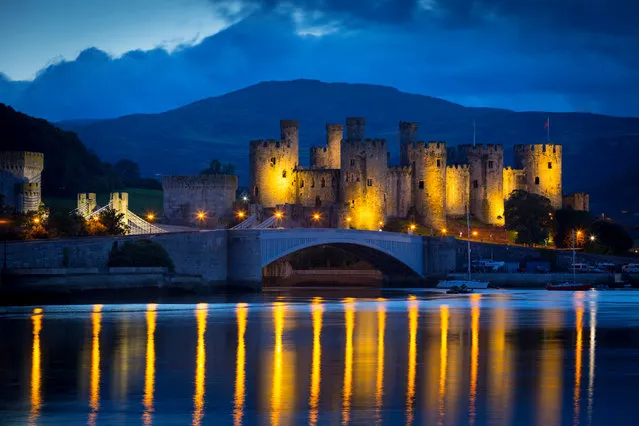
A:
[0,103,123,197]
[59,79,639,220]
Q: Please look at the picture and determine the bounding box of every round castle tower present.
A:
[326,123,343,169]
[514,144,562,209]
[340,117,388,230]
[399,121,418,166]
[249,120,299,207]
[456,144,504,225]
[407,141,447,230]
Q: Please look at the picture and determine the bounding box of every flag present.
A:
[544,117,550,129]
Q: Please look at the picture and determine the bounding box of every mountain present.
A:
[0,103,122,197]
[59,79,639,221]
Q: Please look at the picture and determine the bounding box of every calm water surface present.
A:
[1,289,638,425]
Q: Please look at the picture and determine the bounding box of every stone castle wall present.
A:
[503,167,527,200]
[563,192,590,211]
[385,166,412,218]
[445,164,470,217]
[310,146,330,169]
[295,169,340,207]
[453,144,504,225]
[162,175,238,224]
[0,151,44,213]
[514,143,562,209]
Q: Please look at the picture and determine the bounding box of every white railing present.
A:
[85,203,112,220]
[231,215,257,230]
[127,210,167,234]
[253,216,278,229]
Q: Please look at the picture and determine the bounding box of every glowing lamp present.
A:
[590,235,596,241]
[237,211,245,219]
[346,217,352,222]
[275,211,283,219]
[409,224,416,231]
[33,308,43,314]
[441,228,447,234]
[472,231,478,237]
[146,214,155,221]
[197,211,206,220]
[312,213,320,221]
[33,217,40,224]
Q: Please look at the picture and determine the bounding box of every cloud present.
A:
[1,1,639,119]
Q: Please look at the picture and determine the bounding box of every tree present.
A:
[92,207,129,236]
[113,159,141,185]
[554,209,593,248]
[504,190,554,246]
[201,159,236,175]
[47,211,88,237]
[586,220,633,255]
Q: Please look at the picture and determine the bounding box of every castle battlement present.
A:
[456,144,504,153]
[17,182,40,193]
[342,138,387,149]
[387,165,412,176]
[162,175,238,190]
[514,143,562,154]
[447,163,470,171]
[0,151,44,174]
[406,140,446,154]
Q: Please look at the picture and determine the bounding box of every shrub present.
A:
[107,240,175,272]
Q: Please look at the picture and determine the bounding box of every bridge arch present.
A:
[259,229,424,276]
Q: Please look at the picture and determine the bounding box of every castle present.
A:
[0,151,44,213]
[249,118,581,230]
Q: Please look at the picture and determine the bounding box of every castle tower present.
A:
[514,144,562,209]
[0,151,44,213]
[399,121,418,165]
[341,131,387,230]
[326,123,343,169]
[16,183,41,213]
[346,117,366,141]
[446,164,470,217]
[454,145,504,225]
[407,142,447,229]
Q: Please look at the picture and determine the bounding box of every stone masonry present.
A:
[0,151,44,213]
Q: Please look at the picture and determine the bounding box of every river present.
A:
[0,289,637,425]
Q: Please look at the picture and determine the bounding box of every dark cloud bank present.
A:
[1,0,638,120]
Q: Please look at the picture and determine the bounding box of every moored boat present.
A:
[546,282,593,291]
[438,280,489,290]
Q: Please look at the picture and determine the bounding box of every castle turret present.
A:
[346,117,365,141]
[341,137,387,230]
[514,144,562,209]
[399,121,418,166]
[446,164,470,217]
[326,123,343,169]
[0,151,44,213]
[250,138,298,207]
[453,144,504,225]
[407,141,447,229]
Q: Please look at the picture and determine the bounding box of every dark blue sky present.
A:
[1,0,638,120]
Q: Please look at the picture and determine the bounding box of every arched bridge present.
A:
[227,228,456,288]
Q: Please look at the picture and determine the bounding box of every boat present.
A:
[438,203,489,290]
[546,230,591,291]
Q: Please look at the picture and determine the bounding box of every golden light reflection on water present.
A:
[574,296,585,426]
[89,304,103,426]
[469,294,481,426]
[270,302,290,426]
[538,309,563,426]
[193,303,208,426]
[234,303,248,426]
[375,301,386,426]
[143,304,157,426]
[587,300,597,426]
[29,309,43,426]
[406,299,418,425]
[489,295,513,426]
[308,298,323,426]
[438,305,449,426]
[342,298,355,426]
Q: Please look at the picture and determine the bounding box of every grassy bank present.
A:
[44,188,163,217]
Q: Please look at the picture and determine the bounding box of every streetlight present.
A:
[472,230,478,237]
[237,211,246,219]
[274,211,283,219]
[590,235,596,242]
[312,213,320,227]
[242,196,248,202]
[33,217,40,225]
[196,211,206,227]
[441,228,447,235]
[146,213,155,234]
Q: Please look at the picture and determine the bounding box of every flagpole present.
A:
[547,116,550,142]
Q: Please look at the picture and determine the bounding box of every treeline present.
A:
[0,103,161,197]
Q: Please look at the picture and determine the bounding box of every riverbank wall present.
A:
[447,272,615,288]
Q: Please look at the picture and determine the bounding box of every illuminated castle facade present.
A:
[249,118,572,230]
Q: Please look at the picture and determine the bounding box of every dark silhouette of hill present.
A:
[59,79,639,221]
[0,103,122,197]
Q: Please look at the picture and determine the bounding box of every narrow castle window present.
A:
[254,186,259,197]
[345,174,349,182]
[300,179,305,188]
[350,159,356,166]
[437,159,441,168]
[282,170,287,178]
[548,162,552,169]
[535,176,540,185]
[488,160,494,169]
[311,179,315,188]
[473,180,478,189]
[331,177,335,187]
[367,179,373,187]
[356,177,360,182]
[315,196,322,208]
[270,157,276,166]
[419,180,424,189]
[321,178,326,188]
[351,199,355,207]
